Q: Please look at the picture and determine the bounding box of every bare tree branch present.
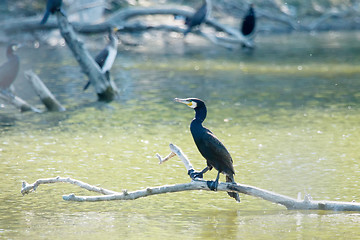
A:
[308,7,354,31]
[21,176,117,195]
[56,11,119,102]
[0,5,252,48]
[21,143,360,211]
[0,91,42,113]
[24,70,66,112]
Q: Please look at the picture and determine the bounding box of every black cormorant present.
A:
[175,98,240,202]
[40,0,63,24]
[241,4,256,36]
[183,0,210,36]
[0,44,20,93]
[83,27,119,91]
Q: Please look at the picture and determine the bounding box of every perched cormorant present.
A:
[83,27,119,91]
[0,44,20,93]
[183,0,210,36]
[241,4,256,36]
[40,0,63,24]
[175,98,240,202]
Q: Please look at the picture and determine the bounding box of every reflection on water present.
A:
[1,32,360,239]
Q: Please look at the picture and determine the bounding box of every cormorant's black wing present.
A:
[40,0,63,24]
[184,2,207,35]
[188,3,207,28]
[95,47,109,69]
[0,56,19,89]
[241,9,255,36]
[195,128,235,176]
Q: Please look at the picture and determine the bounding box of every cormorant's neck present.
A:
[6,50,15,59]
[193,106,207,124]
[249,8,254,16]
[109,34,118,49]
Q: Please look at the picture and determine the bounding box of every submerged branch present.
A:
[21,144,360,211]
[0,91,41,113]
[24,70,66,112]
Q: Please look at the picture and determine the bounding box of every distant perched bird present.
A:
[83,27,119,91]
[241,4,256,36]
[0,44,20,93]
[183,0,210,36]
[40,0,63,24]
[175,98,240,202]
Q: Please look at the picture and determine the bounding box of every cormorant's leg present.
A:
[83,80,91,91]
[59,8,67,17]
[207,171,220,191]
[188,166,209,180]
[105,71,110,81]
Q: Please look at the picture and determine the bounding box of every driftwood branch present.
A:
[0,91,42,113]
[21,176,117,196]
[0,6,252,48]
[21,144,360,211]
[107,6,252,48]
[307,8,355,31]
[0,70,65,113]
[56,11,118,102]
[24,70,66,112]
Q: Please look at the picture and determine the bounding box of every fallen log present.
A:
[21,144,360,211]
[0,91,41,113]
[24,70,66,112]
[56,11,119,102]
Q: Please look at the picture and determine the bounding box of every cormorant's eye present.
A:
[187,100,197,108]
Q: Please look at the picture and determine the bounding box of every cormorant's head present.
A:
[112,27,119,33]
[6,43,21,57]
[108,26,120,36]
[249,3,255,12]
[174,98,206,109]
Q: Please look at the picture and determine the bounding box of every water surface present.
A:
[1,32,360,239]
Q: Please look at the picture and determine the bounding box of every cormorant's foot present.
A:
[188,169,203,180]
[207,180,218,191]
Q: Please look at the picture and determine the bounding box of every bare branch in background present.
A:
[2,0,360,40]
[56,11,119,102]
[0,5,253,48]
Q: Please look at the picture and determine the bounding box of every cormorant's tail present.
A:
[183,27,192,37]
[105,71,110,81]
[226,175,240,202]
[40,11,50,24]
[83,81,91,91]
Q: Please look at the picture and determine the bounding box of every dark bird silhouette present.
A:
[0,44,20,93]
[83,27,119,91]
[40,0,63,24]
[183,0,209,36]
[241,4,256,36]
[175,98,240,202]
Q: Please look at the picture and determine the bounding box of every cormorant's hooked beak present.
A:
[12,43,22,51]
[112,26,123,39]
[174,98,197,108]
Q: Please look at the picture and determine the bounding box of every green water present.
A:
[1,32,360,239]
